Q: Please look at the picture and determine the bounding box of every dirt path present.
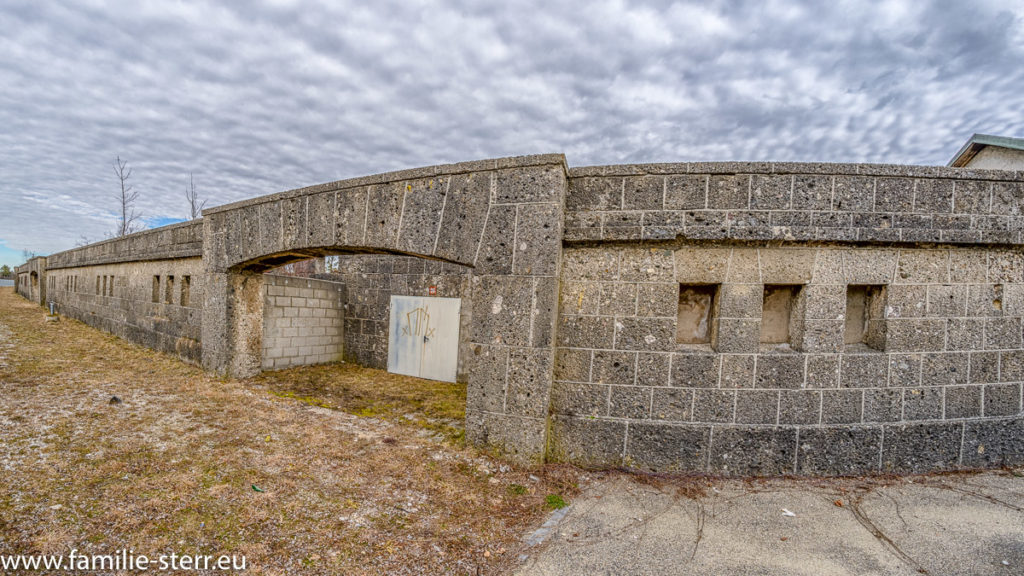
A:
[0,288,580,575]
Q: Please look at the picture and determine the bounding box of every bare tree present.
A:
[21,249,36,262]
[113,155,142,237]
[185,172,206,219]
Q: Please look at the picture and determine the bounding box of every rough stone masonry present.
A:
[15,154,1024,475]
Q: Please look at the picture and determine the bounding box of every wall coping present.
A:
[569,161,1024,181]
[203,153,569,215]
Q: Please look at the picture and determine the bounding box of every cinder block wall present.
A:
[262,274,345,370]
[323,254,472,381]
[554,162,1024,475]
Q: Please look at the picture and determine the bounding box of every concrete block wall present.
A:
[262,274,345,370]
[323,254,472,380]
[42,258,204,364]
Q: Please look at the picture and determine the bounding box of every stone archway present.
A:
[199,155,567,463]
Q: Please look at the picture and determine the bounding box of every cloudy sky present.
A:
[1,0,1023,266]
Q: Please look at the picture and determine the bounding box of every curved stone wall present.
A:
[13,156,1024,475]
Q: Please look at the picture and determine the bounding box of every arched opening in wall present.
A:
[29,271,38,300]
[227,249,473,438]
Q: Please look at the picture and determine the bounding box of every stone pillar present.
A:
[465,161,567,465]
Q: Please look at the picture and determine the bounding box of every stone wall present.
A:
[552,162,1024,474]
[12,155,1024,475]
[323,254,472,381]
[15,257,46,305]
[262,274,345,370]
[43,258,204,364]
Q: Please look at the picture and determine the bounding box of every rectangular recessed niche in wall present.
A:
[677,284,718,344]
[181,275,191,307]
[845,285,886,350]
[165,276,175,305]
[152,276,160,303]
[760,285,801,344]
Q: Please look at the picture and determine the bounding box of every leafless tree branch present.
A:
[114,155,142,237]
[185,171,206,220]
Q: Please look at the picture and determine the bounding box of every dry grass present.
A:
[0,288,581,575]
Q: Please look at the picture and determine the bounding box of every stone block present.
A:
[725,248,760,283]
[985,317,1022,350]
[811,249,844,284]
[622,175,664,210]
[609,386,650,419]
[881,422,962,473]
[884,319,946,352]
[749,175,792,210]
[548,416,625,467]
[650,385,693,421]
[592,350,637,385]
[625,423,709,471]
[801,284,844,320]
[712,318,760,353]
[465,345,508,414]
[926,285,967,318]
[843,249,898,285]
[946,385,982,419]
[1001,350,1024,382]
[560,281,600,315]
[841,354,888,388]
[364,183,403,248]
[554,348,591,382]
[969,351,1000,384]
[991,181,1024,215]
[953,180,991,214]
[335,187,368,245]
[791,175,833,211]
[306,191,336,248]
[904,387,943,421]
[674,247,730,284]
[801,319,845,353]
[754,354,805,389]
[779,390,821,424]
[888,354,921,388]
[895,250,950,284]
[505,348,552,418]
[471,276,532,347]
[496,165,564,204]
[863,388,903,423]
[797,427,883,475]
[885,285,928,318]
[513,203,562,276]
[913,179,953,213]
[475,412,548,466]
[966,284,1005,317]
[692,390,735,423]
[735,390,779,424]
[709,426,797,476]
[598,282,637,316]
[708,175,749,209]
[474,204,516,274]
[670,352,719,388]
[962,418,1024,467]
[720,354,755,388]
[550,381,607,418]
[665,175,707,210]
[717,283,762,319]
[984,383,1022,417]
[567,176,621,211]
[614,317,675,351]
[832,176,874,212]
[557,315,615,349]
[636,283,677,317]
[822,389,863,424]
[619,248,675,282]
[395,178,446,255]
[636,352,670,387]
[948,250,989,283]
[562,249,620,281]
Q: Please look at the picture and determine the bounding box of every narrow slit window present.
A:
[845,285,886,350]
[152,276,161,303]
[181,275,191,307]
[165,275,175,304]
[761,285,802,344]
[97,276,101,294]
[677,284,718,344]
[101,275,107,297]
[108,276,114,297]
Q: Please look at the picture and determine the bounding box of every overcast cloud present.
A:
[1,0,1023,263]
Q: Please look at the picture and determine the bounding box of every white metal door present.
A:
[387,295,461,382]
